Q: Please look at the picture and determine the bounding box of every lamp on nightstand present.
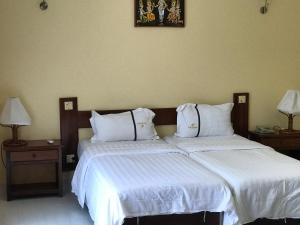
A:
[0,97,31,146]
[277,90,300,134]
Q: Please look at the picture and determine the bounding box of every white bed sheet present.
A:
[72,139,238,225]
[77,139,176,159]
[165,135,300,224]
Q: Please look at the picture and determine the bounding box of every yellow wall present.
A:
[0,0,300,183]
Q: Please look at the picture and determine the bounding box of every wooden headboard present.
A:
[59,93,249,170]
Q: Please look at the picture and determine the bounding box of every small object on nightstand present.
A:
[47,139,54,144]
[255,126,275,134]
[3,140,63,201]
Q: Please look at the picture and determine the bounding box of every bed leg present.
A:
[203,211,206,223]
[219,212,224,225]
[136,217,139,225]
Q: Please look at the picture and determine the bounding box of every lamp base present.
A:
[279,129,300,135]
[3,139,28,147]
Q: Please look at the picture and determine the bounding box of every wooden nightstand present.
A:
[3,140,63,201]
[249,131,300,159]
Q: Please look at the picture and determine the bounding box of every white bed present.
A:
[165,134,300,225]
[72,139,238,225]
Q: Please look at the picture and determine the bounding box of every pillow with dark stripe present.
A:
[90,109,159,142]
[176,103,234,138]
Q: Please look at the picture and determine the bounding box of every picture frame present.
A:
[135,0,185,27]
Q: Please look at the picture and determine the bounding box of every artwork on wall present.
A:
[135,0,184,27]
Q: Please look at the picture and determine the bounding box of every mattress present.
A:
[165,135,300,224]
[72,139,238,225]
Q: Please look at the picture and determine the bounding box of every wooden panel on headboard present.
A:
[59,93,249,170]
[59,97,79,170]
[232,93,249,138]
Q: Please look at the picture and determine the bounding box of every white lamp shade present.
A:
[0,97,31,126]
[277,90,300,115]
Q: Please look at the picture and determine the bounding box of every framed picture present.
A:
[135,0,185,27]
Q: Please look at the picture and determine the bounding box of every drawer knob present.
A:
[32,153,36,158]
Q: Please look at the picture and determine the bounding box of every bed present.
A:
[165,129,300,225]
[72,139,238,225]
[59,93,249,225]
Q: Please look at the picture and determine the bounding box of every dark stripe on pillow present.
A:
[195,104,201,137]
[130,110,137,141]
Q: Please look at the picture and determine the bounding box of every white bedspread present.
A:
[165,135,300,224]
[165,134,267,153]
[72,139,238,225]
[77,139,181,159]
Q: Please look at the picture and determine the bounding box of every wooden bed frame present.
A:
[59,92,249,170]
[59,92,249,225]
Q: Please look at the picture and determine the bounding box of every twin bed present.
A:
[59,93,300,225]
[165,135,300,225]
[73,139,236,225]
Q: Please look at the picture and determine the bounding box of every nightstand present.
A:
[3,140,63,200]
[249,131,300,159]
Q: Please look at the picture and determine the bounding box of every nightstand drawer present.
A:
[260,138,282,148]
[10,150,58,162]
[260,138,300,150]
[281,138,300,149]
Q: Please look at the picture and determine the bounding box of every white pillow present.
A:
[176,103,234,138]
[90,108,159,142]
[90,110,98,135]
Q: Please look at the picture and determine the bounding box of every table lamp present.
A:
[277,90,300,134]
[0,97,31,146]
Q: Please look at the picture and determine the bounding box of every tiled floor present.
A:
[0,185,93,225]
